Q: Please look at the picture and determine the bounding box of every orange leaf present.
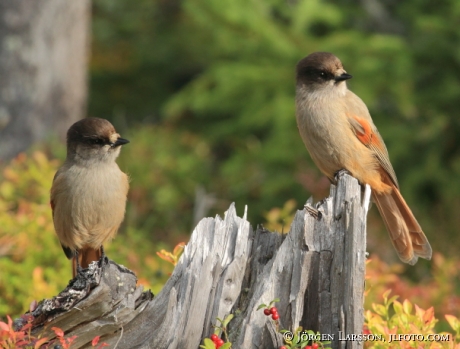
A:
[34,337,49,349]
[423,307,435,324]
[52,327,64,337]
[156,250,175,264]
[414,304,425,319]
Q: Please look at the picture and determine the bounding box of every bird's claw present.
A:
[334,169,350,181]
[305,204,322,219]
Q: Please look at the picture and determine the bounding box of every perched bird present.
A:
[295,52,431,265]
[50,117,130,276]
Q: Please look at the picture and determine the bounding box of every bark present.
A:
[23,173,370,349]
[0,0,90,160]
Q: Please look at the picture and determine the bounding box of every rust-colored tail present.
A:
[373,183,432,265]
[72,247,103,277]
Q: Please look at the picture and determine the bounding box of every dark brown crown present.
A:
[296,52,344,85]
[67,117,116,147]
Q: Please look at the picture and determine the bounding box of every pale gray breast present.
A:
[60,163,127,230]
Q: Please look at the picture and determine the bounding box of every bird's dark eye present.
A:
[89,138,105,145]
[297,66,331,83]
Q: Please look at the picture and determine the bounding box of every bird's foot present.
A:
[98,245,107,268]
[334,169,350,181]
[75,251,83,275]
[304,203,322,220]
[100,245,106,260]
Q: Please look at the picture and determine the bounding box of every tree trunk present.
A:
[24,173,370,349]
[0,0,90,160]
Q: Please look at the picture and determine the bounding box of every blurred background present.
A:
[0,0,459,326]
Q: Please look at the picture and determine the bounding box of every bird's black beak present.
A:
[334,73,353,82]
[112,138,130,147]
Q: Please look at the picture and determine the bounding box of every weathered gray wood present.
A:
[24,173,369,349]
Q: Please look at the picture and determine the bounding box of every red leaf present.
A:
[52,327,64,337]
[34,337,49,349]
[92,335,101,346]
[21,323,32,332]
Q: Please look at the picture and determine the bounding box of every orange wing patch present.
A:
[351,116,383,149]
[348,114,399,189]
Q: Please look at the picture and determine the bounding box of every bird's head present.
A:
[66,118,129,164]
[296,52,352,96]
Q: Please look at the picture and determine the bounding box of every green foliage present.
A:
[160,0,437,242]
[201,313,234,348]
[117,124,214,240]
[91,0,460,256]
[0,152,69,317]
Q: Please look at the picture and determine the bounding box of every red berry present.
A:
[272,313,279,320]
[270,307,277,314]
[210,334,218,342]
[305,346,312,349]
[312,343,319,349]
[280,347,288,349]
[216,339,224,348]
[264,309,271,316]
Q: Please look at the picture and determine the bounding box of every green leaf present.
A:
[221,343,232,349]
[402,299,413,315]
[372,304,387,317]
[200,338,216,349]
[222,314,234,327]
[382,289,392,303]
[393,300,403,314]
[387,295,399,307]
[445,314,460,333]
[257,304,267,310]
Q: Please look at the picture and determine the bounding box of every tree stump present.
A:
[22,172,370,349]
